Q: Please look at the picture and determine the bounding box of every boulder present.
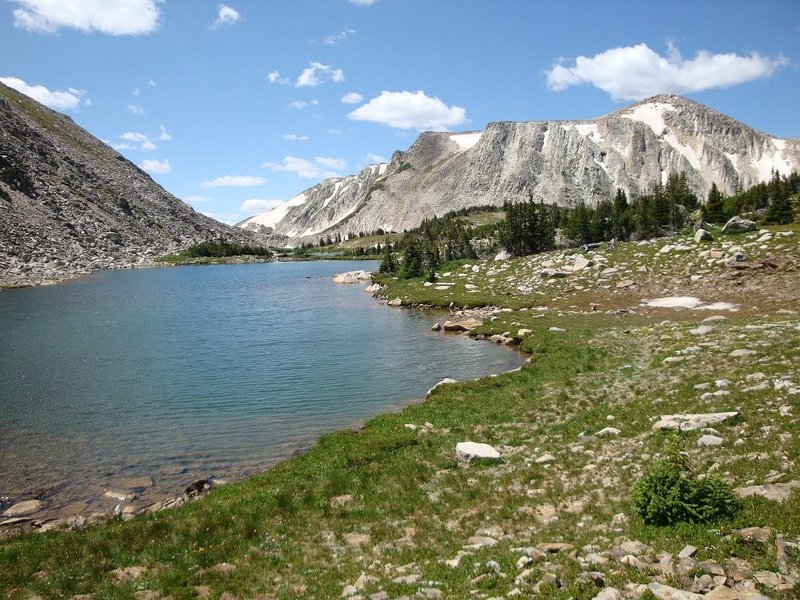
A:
[596,427,621,437]
[494,249,510,261]
[430,322,441,331]
[571,255,594,272]
[332,270,371,284]
[734,481,800,502]
[2,499,43,516]
[694,228,714,242]
[456,441,501,462]
[443,319,482,331]
[697,434,724,447]
[652,412,739,431]
[722,216,757,233]
[647,582,703,599]
[387,297,403,307]
[364,283,382,293]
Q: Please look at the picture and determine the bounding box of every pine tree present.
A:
[702,182,725,224]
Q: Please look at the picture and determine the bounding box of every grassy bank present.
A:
[1,228,798,599]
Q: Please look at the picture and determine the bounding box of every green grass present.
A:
[2,308,798,598]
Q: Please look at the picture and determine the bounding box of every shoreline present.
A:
[0,269,524,537]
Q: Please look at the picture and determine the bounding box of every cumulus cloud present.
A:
[545,42,789,101]
[126,103,144,115]
[11,0,160,35]
[267,70,290,85]
[296,62,344,87]
[201,175,266,188]
[348,90,467,130]
[282,133,309,141]
[262,156,346,179]
[289,99,319,110]
[350,0,376,5]
[341,92,363,104]
[240,198,285,213]
[211,4,240,28]
[140,158,170,173]
[318,27,356,45]
[365,153,387,164]
[117,131,156,151]
[0,76,87,110]
[158,125,171,141]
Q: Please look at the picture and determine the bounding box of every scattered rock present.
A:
[426,378,457,397]
[387,297,403,307]
[2,499,43,516]
[729,349,756,358]
[647,582,703,599]
[652,412,739,432]
[678,545,697,559]
[430,322,441,331]
[734,481,800,502]
[697,434,724,447]
[443,319,482,331]
[689,325,713,336]
[343,533,371,547]
[535,453,556,464]
[456,441,501,462]
[722,216,757,233]
[596,427,621,437]
[332,270,371,284]
[694,229,713,242]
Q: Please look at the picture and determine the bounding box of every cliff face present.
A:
[238,94,799,244]
[0,82,256,288]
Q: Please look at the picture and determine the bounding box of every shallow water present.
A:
[0,261,522,518]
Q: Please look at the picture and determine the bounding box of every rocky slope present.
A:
[239,94,800,245]
[0,82,256,288]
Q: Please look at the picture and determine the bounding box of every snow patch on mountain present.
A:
[449,132,482,151]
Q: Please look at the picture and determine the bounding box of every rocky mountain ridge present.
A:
[239,94,800,245]
[0,82,256,288]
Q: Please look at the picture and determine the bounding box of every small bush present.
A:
[631,437,741,525]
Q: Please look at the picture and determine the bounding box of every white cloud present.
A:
[296,62,344,87]
[201,175,266,188]
[341,92,363,104]
[365,153,387,164]
[211,4,240,28]
[319,27,356,45]
[289,99,319,110]
[327,128,342,135]
[140,158,170,173]
[282,133,309,141]
[158,125,171,141]
[0,76,87,110]
[240,198,285,213]
[350,0,376,5]
[348,90,467,130]
[132,87,140,96]
[148,79,157,87]
[12,0,160,35]
[184,195,213,203]
[118,131,156,151]
[262,156,346,179]
[267,70,290,85]
[314,156,347,170]
[126,103,144,114]
[545,42,789,101]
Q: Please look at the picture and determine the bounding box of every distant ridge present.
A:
[238,94,800,245]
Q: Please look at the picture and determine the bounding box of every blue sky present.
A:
[1,0,798,224]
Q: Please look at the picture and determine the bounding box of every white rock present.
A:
[689,325,713,336]
[332,270,371,284]
[426,378,457,398]
[652,412,739,432]
[456,441,501,462]
[697,434,724,447]
[535,453,556,464]
[596,427,621,437]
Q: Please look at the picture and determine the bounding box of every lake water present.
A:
[0,261,522,519]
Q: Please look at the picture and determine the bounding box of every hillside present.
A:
[1,225,798,599]
[0,82,257,288]
[238,94,800,245]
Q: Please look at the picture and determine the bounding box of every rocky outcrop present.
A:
[0,82,257,288]
[239,94,799,245]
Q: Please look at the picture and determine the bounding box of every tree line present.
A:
[374,170,798,278]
